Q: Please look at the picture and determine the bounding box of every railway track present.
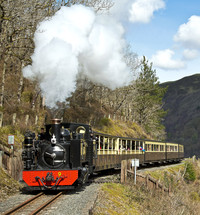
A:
[3,192,63,215]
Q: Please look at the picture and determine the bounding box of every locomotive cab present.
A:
[22,119,94,190]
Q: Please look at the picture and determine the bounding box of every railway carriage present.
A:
[94,132,184,171]
[22,120,184,190]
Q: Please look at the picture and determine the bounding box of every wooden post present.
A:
[35,115,38,125]
[13,113,17,125]
[12,157,15,179]
[8,156,12,176]
[25,114,29,125]
[121,160,124,183]
[0,111,3,127]
[146,174,149,187]
[121,160,127,183]
[127,159,131,170]
[125,160,127,183]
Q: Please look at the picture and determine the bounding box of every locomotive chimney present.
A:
[51,119,61,144]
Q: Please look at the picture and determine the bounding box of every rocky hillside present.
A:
[162,74,200,157]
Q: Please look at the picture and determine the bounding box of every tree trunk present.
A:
[0,62,6,107]
[17,61,24,103]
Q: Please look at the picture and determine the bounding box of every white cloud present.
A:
[151,49,186,70]
[183,49,199,60]
[174,15,200,49]
[110,0,132,22]
[129,0,165,23]
[110,0,165,24]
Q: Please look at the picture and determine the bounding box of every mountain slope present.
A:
[162,74,200,157]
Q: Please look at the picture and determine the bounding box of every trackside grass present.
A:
[93,159,200,215]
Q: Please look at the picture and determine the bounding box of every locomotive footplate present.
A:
[23,170,78,189]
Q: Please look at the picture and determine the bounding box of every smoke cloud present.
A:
[23,5,132,108]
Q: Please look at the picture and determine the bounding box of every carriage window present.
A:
[100,137,103,150]
[127,140,130,150]
[113,139,116,150]
[166,145,170,151]
[132,141,136,150]
[170,146,175,151]
[108,139,112,150]
[160,145,164,151]
[148,144,152,151]
[179,145,183,152]
[122,140,126,150]
[105,138,108,150]
[96,135,100,149]
[154,144,159,151]
[136,141,139,150]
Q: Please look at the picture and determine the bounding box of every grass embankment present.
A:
[94,118,151,139]
[93,159,200,215]
[0,168,23,202]
[93,183,140,215]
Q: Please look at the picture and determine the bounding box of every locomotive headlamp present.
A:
[51,134,57,144]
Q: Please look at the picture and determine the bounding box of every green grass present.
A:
[93,183,140,215]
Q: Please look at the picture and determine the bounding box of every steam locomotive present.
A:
[22,119,184,190]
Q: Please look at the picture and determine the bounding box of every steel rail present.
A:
[30,191,63,215]
[3,192,44,215]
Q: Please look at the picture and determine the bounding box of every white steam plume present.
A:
[23,5,132,108]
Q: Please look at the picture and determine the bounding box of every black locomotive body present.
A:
[22,119,94,190]
[22,120,184,190]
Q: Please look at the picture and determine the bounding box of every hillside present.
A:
[93,159,200,214]
[162,74,200,157]
[93,118,151,139]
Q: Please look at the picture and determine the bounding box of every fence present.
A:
[121,160,171,195]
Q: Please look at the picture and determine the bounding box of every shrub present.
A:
[99,118,112,127]
[184,162,196,182]
[190,192,200,201]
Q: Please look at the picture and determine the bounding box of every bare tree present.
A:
[0,0,58,126]
[57,0,114,13]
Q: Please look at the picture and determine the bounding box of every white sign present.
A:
[132,159,139,167]
[8,135,14,145]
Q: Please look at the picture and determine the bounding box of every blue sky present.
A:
[111,0,200,83]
